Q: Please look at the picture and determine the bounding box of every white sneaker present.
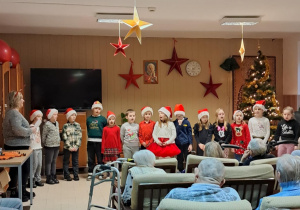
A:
[86,173,92,181]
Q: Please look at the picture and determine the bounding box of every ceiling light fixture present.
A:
[220,16,261,26]
[96,13,133,23]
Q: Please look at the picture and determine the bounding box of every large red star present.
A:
[110,37,130,57]
[119,59,143,89]
[200,75,222,98]
[161,46,189,76]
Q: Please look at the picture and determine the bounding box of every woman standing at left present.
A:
[2,91,36,202]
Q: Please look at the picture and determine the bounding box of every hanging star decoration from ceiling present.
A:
[122,6,152,44]
[200,61,222,98]
[110,37,130,57]
[161,39,189,76]
[119,58,143,89]
[239,38,245,62]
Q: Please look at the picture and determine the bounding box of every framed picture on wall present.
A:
[143,60,158,84]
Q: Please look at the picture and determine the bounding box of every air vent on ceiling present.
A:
[220,16,261,26]
[96,13,133,23]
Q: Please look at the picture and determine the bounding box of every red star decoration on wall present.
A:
[161,46,189,76]
[200,75,222,98]
[110,37,130,57]
[119,59,143,89]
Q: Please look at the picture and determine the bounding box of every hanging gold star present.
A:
[122,7,152,44]
[239,38,245,62]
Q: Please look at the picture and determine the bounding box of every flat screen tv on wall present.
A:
[31,68,102,111]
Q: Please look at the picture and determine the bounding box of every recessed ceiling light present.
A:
[220,16,261,26]
[96,13,133,23]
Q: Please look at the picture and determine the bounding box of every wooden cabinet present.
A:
[56,112,87,169]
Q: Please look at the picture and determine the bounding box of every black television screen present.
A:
[31,68,102,111]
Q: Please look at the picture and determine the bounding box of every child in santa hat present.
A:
[193,109,213,156]
[42,108,60,185]
[29,109,44,188]
[139,106,155,149]
[230,110,251,161]
[102,111,122,163]
[86,101,107,180]
[61,108,82,181]
[147,106,181,157]
[248,100,270,144]
[173,104,192,173]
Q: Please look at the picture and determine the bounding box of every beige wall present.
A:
[0,34,283,125]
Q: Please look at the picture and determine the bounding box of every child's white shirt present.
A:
[152,121,177,144]
[248,117,270,144]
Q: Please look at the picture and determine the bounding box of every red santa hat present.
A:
[107,111,116,121]
[253,100,266,111]
[91,101,103,110]
[64,108,77,120]
[141,106,153,117]
[158,106,172,119]
[198,109,209,121]
[29,109,43,122]
[174,104,185,117]
[233,110,244,120]
[46,108,58,120]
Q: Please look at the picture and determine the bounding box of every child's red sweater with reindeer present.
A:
[230,122,251,155]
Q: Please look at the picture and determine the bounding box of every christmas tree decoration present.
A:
[238,47,281,138]
[110,21,130,57]
[161,39,189,76]
[122,6,152,44]
[200,61,222,98]
[119,58,143,89]
[239,25,245,62]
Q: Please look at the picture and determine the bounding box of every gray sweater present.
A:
[120,122,139,147]
[42,121,61,147]
[3,109,32,146]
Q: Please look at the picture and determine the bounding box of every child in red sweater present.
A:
[101,111,122,163]
[139,106,156,149]
[230,110,251,161]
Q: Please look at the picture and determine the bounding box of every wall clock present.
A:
[186,61,201,76]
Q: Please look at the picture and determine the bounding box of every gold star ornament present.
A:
[239,38,245,62]
[122,7,152,44]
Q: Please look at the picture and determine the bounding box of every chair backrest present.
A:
[224,164,274,179]
[260,196,300,210]
[157,198,252,210]
[185,154,239,173]
[131,173,195,210]
[121,158,178,188]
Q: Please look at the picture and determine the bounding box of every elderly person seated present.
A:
[240,138,275,166]
[255,154,300,210]
[122,150,166,206]
[204,141,225,158]
[164,158,240,202]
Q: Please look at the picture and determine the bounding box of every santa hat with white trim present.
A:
[198,108,209,121]
[233,110,244,120]
[107,111,116,122]
[253,100,266,112]
[46,108,58,120]
[174,104,185,117]
[29,109,43,121]
[141,106,153,117]
[91,101,103,110]
[158,106,172,119]
[64,108,77,120]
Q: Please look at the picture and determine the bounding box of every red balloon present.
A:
[10,48,20,68]
[0,40,12,63]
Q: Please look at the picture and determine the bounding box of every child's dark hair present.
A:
[125,109,135,116]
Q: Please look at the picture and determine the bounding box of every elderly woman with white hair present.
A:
[255,154,300,210]
[240,138,275,166]
[164,158,240,202]
[121,150,166,206]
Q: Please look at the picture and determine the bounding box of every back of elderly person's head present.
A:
[195,158,225,185]
[276,154,300,183]
[133,150,156,167]
[204,141,225,158]
[247,138,266,156]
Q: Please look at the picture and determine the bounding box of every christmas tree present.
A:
[238,48,281,139]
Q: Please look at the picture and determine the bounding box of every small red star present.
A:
[119,59,143,89]
[110,37,130,57]
[200,75,222,98]
[161,46,189,76]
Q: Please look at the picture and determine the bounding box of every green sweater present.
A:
[86,115,107,139]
